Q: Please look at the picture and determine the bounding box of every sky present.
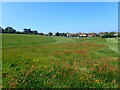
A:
[2,2,118,34]
[1,0,119,2]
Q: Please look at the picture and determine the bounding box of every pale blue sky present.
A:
[2,2,118,33]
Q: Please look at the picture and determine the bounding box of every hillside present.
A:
[2,34,78,48]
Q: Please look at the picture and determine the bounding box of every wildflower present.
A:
[49,82,53,85]
[95,80,99,82]
[37,69,41,71]
[40,74,43,76]
[23,80,25,83]
[114,57,117,60]
[56,72,60,74]
[37,59,39,61]
[1,85,3,88]
[21,70,25,72]
[112,80,117,83]
[81,77,83,78]
[79,76,83,80]
[10,83,13,86]
[32,65,35,67]
[30,70,33,72]
[20,77,23,80]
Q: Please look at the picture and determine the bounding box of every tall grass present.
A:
[2,34,119,88]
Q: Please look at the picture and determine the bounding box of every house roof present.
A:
[99,32,106,34]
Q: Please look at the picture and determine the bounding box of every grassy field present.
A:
[2,34,119,88]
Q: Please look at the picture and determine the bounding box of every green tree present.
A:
[48,32,53,36]
[59,33,63,36]
[0,27,5,33]
[5,27,16,33]
[23,28,32,34]
[39,33,44,35]
[16,31,21,34]
[63,33,67,36]
[102,32,116,38]
[56,32,60,36]
[32,30,38,34]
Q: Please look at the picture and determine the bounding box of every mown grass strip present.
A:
[106,38,118,54]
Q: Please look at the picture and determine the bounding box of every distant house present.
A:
[112,32,118,36]
[71,33,78,37]
[98,32,106,36]
[114,34,118,36]
[78,33,87,37]
[88,32,97,37]
[52,33,56,36]
[88,34,93,37]
[67,33,72,37]
[67,33,78,37]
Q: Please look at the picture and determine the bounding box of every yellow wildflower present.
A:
[95,80,99,82]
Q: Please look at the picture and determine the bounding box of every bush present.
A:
[102,33,117,38]
[16,31,21,34]
[20,32,27,34]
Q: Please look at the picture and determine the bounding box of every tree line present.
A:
[0,27,119,38]
[48,32,67,36]
[0,27,68,36]
[101,32,120,38]
[0,27,42,35]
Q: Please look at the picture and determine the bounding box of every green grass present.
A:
[106,38,118,54]
[2,34,119,88]
[50,36,77,44]
[2,34,56,48]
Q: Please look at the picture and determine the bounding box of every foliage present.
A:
[23,28,32,33]
[55,32,60,36]
[102,32,117,38]
[4,27,16,33]
[1,27,40,35]
[31,30,38,34]
[38,33,44,35]
[23,28,38,35]
[59,33,67,36]
[0,27,5,33]
[48,32,53,36]
[15,31,21,34]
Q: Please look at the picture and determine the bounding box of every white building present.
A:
[52,33,56,36]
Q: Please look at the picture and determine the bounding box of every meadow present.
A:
[2,34,119,88]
